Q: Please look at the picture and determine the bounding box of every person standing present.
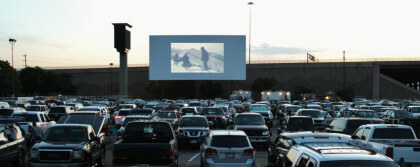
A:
[174,53,179,62]
[201,47,209,70]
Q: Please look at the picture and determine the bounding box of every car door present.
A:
[295,154,310,167]
[361,127,371,148]
[88,128,101,160]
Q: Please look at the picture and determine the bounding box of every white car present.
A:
[200,130,255,167]
[250,104,273,127]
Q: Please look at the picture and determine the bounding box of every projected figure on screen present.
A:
[201,47,209,70]
[174,53,179,62]
[181,53,192,68]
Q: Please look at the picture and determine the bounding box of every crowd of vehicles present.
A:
[0,96,419,166]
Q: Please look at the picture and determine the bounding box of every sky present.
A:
[172,43,224,55]
[0,0,420,68]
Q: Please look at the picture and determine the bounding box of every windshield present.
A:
[202,108,224,115]
[189,103,201,106]
[157,112,176,118]
[395,112,413,118]
[251,105,268,111]
[346,120,372,133]
[211,136,249,148]
[288,118,314,129]
[118,110,131,116]
[130,109,153,115]
[26,106,41,111]
[372,128,415,139]
[122,117,150,126]
[320,160,398,167]
[299,110,321,118]
[355,111,377,118]
[43,127,87,143]
[235,115,265,125]
[179,117,207,127]
[286,106,301,113]
[13,114,38,122]
[411,107,420,113]
[49,107,66,114]
[78,108,99,111]
[181,108,195,113]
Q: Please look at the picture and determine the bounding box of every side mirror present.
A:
[91,136,100,142]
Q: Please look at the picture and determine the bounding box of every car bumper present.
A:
[248,136,270,143]
[205,158,255,167]
[30,162,87,167]
[177,136,206,144]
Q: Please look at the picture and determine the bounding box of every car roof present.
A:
[281,131,351,139]
[293,143,392,161]
[210,130,247,136]
[181,115,206,118]
[360,124,412,128]
[236,112,261,116]
[52,124,91,128]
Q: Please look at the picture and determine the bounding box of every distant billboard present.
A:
[150,35,245,80]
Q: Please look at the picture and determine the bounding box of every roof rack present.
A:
[302,143,376,155]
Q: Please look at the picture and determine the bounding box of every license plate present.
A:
[190,140,197,143]
[225,153,235,158]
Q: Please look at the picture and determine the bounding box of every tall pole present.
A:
[9,38,17,98]
[120,52,128,98]
[248,2,254,64]
[24,54,27,67]
[343,50,346,89]
[109,63,114,96]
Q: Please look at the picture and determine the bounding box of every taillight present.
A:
[113,149,117,159]
[115,116,122,119]
[28,126,33,133]
[243,148,254,155]
[169,148,174,157]
[205,148,218,156]
[385,148,393,159]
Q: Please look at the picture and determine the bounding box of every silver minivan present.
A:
[200,130,255,167]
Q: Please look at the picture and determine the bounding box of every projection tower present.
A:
[113,23,132,98]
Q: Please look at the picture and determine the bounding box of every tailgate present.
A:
[394,144,420,163]
[113,142,174,165]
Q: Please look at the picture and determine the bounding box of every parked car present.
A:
[0,107,26,116]
[295,109,326,129]
[407,106,420,118]
[156,110,180,127]
[278,104,302,123]
[176,115,210,145]
[200,130,255,167]
[30,123,105,167]
[25,105,49,114]
[326,118,375,135]
[180,107,199,115]
[117,115,155,138]
[47,106,75,121]
[284,142,398,167]
[113,121,178,166]
[113,109,131,128]
[350,124,420,166]
[201,107,228,129]
[267,131,350,167]
[130,108,156,117]
[11,112,56,141]
[250,104,274,127]
[233,113,270,148]
[0,118,26,166]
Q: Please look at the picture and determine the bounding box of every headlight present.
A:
[72,150,84,159]
[201,131,208,136]
[31,150,39,159]
[263,130,270,136]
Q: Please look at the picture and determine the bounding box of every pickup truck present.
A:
[30,115,107,167]
[350,124,420,166]
[11,112,56,140]
[113,121,178,166]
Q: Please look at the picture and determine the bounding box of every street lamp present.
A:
[248,2,254,64]
[9,38,17,98]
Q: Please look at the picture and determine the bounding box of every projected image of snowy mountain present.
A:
[171,43,224,73]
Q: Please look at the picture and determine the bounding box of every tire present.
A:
[13,149,25,167]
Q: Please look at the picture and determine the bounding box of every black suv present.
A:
[233,113,270,148]
[326,118,374,135]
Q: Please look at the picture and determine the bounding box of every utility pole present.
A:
[343,50,346,89]
[248,2,254,64]
[9,38,17,98]
[23,54,27,67]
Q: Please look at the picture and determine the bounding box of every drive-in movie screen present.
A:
[171,43,224,73]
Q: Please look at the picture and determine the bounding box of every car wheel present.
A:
[13,149,25,167]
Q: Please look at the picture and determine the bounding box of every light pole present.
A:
[9,38,17,98]
[109,63,114,96]
[248,2,254,64]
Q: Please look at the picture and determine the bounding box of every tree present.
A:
[292,86,314,101]
[19,67,45,95]
[251,77,277,100]
[0,60,21,97]
[336,86,355,101]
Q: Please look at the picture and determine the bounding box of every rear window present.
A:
[0,109,14,116]
[346,120,372,132]
[50,107,66,114]
[26,106,41,111]
[130,109,153,115]
[211,135,249,148]
[182,108,195,113]
[251,105,268,111]
[372,128,415,139]
[202,108,224,115]
[118,110,131,116]
[320,160,398,167]
[124,122,174,142]
[12,114,38,122]
[288,118,314,127]
[122,117,150,126]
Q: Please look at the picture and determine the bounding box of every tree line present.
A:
[0,60,76,97]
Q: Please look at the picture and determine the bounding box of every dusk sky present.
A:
[1,0,420,68]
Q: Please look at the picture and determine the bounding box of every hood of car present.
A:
[34,141,86,150]
[178,126,209,131]
[235,124,268,130]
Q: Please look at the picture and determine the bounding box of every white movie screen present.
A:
[171,43,224,73]
[149,35,245,80]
